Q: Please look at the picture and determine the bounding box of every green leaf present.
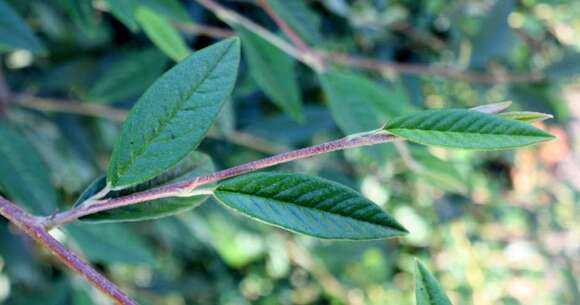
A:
[236,26,304,122]
[135,6,191,62]
[266,0,322,44]
[78,152,214,222]
[469,0,517,67]
[319,69,412,162]
[103,0,139,31]
[140,0,191,22]
[415,260,453,305]
[214,172,408,240]
[0,122,58,214]
[107,37,240,189]
[383,109,554,150]
[0,0,45,53]
[89,48,169,103]
[499,111,553,123]
[66,223,155,264]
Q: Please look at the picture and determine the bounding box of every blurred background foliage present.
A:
[0,0,579,304]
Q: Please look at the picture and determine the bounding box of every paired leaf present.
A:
[416,260,453,305]
[213,172,408,240]
[77,152,214,223]
[236,26,304,122]
[383,109,554,150]
[0,0,45,53]
[0,122,58,214]
[499,111,553,123]
[136,6,191,62]
[107,37,240,189]
[89,48,169,103]
[266,0,322,44]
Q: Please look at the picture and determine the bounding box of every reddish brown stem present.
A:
[43,132,397,228]
[0,197,138,305]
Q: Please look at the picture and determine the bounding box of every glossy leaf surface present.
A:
[214,172,408,240]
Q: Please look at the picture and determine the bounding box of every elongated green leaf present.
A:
[136,6,191,62]
[416,260,453,305]
[267,0,322,44]
[319,70,412,162]
[236,26,304,122]
[214,172,408,240]
[78,152,214,222]
[383,109,554,150]
[0,0,45,53]
[66,223,155,264]
[89,48,169,103]
[107,37,240,189]
[499,111,553,123]
[0,122,57,214]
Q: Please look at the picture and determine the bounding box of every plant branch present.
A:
[0,196,138,305]
[191,0,544,84]
[194,0,325,71]
[42,131,398,228]
[13,94,288,154]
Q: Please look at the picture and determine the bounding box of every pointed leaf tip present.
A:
[384,108,554,150]
[415,260,453,305]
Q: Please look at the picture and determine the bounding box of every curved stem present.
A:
[43,132,397,228]
[0,197,138,305]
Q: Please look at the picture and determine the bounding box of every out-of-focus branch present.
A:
[14,94,287,154]
[174,22,235,38]
[190,1,544,84]
[0,65,13,114]
[322,51,544,84]
[15,94,128,121]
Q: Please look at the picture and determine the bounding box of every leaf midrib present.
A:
[387,127,550,138]
[215,189,392,229]
[115,42,234,183]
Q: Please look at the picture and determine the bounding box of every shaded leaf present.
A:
[78,152,214,222]
[416,260,453,305]
[66,223,155,264]
[469,0,517,67]
[266,0,322,44]
[136,6,191,62]
[236,26,304,122]
[0,122,58,214]
[0,0,45,53]
[383,109,554,150]
[89,48,169,103]
[214,172,408,240]
[107,37,240,189]
[103,0,139,31]
[319,69,412,161]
